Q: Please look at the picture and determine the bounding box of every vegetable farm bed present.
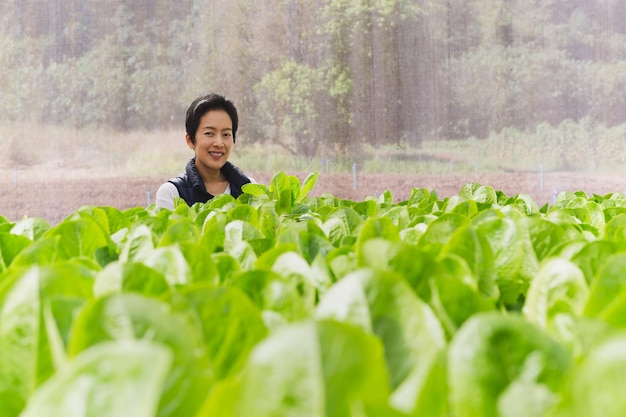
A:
[1,170,624,224]
[2,171,626,416]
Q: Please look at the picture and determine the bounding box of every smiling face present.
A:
[187,109,234,177]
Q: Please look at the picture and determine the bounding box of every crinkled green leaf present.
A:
[241,182,269,197]
[211,252,241,283]
[297,172,319,203]
[158,218,199,246]
[441,224,499,301]
[527,217,582,261]
[277,220,334,263]
[258,204,280,240]
[416,254,495,339]
[20,341,171,417]
[604,213,626,241]
[418,213,469,254]
[523,259,589,349]
[269,171,295,214]
[229,269,308,326]
[584,253,626,318]
[43,217,109,260]
[448,312,571,417]
[0,233,31,274]
[199,212,228,253]
[408,187,435,207]
[166,285,267,380]
[474,214,539,306]
[551,335,626,417]
[271,251,317,307]
[93,261,169,297]
[356,238,427,289]
[317,269,447,416]
[570,241,617,285]
[524,258,588,326]
[143,246,192,286]
[118,224,156,262]
[203,320,390,417]
[69,293,211,417]
[325,246,356,282]
[227,204,259,225]
[178,241,220,284]
[0,264,93,404]
[355,217,401,258]
[10,217,50,241]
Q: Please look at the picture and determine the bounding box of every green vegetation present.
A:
[3,172,626,416]
[3,1,626,158]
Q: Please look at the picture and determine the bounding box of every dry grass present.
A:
[3,121,626,181]
[0,123,188,177]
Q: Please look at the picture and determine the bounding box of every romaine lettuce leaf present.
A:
[448,312,571,417]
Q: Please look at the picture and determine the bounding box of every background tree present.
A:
[3,0,626,159]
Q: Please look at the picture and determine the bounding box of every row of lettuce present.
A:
[2,171,626,417]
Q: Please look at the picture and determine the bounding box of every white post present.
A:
[352,163,357,190]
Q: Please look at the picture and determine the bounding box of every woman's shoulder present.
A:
[157,181,179,194]
[156,181,180,210]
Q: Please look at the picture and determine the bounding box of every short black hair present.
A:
[185,93,238,144]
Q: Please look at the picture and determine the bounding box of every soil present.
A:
[2,169,625,225]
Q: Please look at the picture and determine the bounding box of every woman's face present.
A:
[186,109,233,173]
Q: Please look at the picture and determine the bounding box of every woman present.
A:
[156,93,254,210]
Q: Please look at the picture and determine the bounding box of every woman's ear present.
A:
[185,133,195,150]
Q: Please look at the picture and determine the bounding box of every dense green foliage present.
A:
[3,0,626,156]
[2,172,626,416]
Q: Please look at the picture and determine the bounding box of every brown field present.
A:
[1,169,625,225]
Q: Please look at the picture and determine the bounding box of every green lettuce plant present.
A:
[1,172,626,416]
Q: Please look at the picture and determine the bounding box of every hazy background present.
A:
[2,0,626,185]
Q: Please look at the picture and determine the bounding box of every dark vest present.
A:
[168,159,251,206]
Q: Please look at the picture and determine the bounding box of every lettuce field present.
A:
[3,171,626,416]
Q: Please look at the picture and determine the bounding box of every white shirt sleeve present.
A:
[156,182,179,210]
[155,176,258,210]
